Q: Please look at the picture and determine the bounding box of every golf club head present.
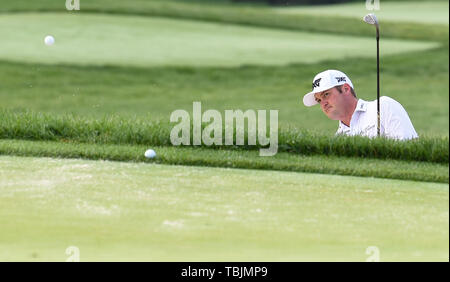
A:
[363,13,379,26]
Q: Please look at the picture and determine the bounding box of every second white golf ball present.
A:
[144,149,156,159]
[44,35,55,46]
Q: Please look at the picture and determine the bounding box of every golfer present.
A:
[303,70,418,140]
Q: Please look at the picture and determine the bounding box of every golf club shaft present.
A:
[376,31,380,137]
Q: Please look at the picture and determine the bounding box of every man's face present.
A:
[314,86,346,120]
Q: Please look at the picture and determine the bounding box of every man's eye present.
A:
[316,99,321,103]
[324,93,329,96]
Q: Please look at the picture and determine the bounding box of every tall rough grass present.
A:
[0,139,447,183]
[0,110,447,163]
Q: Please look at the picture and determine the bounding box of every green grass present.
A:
[0,0,448,42]
[0,1,447,136]
[0,110,447,163]
[0,0,448,262]
[0,44,447,136]
[274,1,449,25]
[0,139,447,183]
[0,155,447,261]
[0,13,439,68]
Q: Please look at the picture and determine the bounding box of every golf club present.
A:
[363,13,380,137]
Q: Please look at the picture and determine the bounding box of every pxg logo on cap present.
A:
[336,77,346,83]
[312,78,322,90]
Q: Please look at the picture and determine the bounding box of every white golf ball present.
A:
[144,149,156,159]
[44,35,55,46]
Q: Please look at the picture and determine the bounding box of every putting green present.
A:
[274,1,449,25]
[0,155,447,261]
[0,13,439,67]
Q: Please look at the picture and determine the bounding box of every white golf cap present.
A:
[303,70,354,107]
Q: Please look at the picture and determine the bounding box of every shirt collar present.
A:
[355,99,368,112]
[338,99,367,129]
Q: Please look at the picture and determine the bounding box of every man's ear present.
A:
[343,83,351,94]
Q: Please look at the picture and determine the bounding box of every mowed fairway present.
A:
[0,13,439,67]
[274,1,449,25]
[0,156,448,261]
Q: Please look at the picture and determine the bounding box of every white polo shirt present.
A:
[336,96,418,140]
